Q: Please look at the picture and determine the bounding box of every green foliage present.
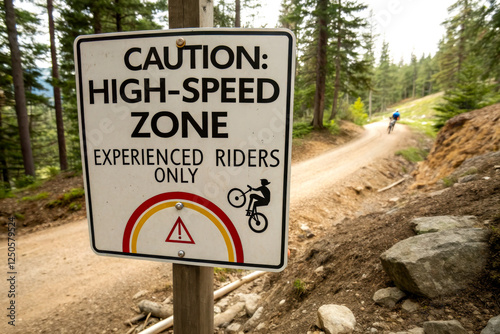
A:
[14,175,36,189]
[68,202,82,211]
[292,122,314,138]
[46,187,85,208]
[0,184,13,199]
[14,212,25,220]
[347,98,368,125]
[460,167,478,177]
[21,192,50,202]
[434,59,498,129]
[442,176,458,187]
[48,167,60,178]
[395,147,428,163]
[324,119,340,135]
[293,279,307,297]
[213,267,241,282]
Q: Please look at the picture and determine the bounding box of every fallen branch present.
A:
[377,178,405,193]
[124,313,147,326]
[138,270,266,334]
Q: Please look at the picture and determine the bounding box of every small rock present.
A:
[423,320,467,334]
[214,302,245,328]
[407,328,424,334]
[132,290,149,300]
[279,299,286,305]
[458,175,477,183]
[255,322,267,331]
[389,197,399,203]
[315,266,325,274]
[301,224,311,232]
[373,287,406,308]
[317,304,356,334]
[237,293,261,316]
[401,300,419,313]
[243,306,264,332]
[225,322,242,333]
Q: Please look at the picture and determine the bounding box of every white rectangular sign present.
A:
[75,29,295,272]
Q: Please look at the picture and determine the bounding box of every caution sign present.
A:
[75,29,295,272]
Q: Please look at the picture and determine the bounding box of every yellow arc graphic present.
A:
[130,201,235,262]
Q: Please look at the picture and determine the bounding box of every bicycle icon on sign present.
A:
[227,179,271,233]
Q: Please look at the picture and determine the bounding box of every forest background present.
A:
[0,0,499,194]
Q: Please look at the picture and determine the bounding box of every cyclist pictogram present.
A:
[227,179,271,233]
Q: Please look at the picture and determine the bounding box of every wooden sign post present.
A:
[169,1,214,333]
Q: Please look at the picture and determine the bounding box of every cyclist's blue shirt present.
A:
[393,112,400,120]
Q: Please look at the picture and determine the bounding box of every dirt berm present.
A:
[412,103,500,188]
[251,105,500,333]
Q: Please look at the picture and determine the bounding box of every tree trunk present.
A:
[235,0,241,27]
[329,0,342,121]
[48,0,68,171]
[0,106,10,187]
[368,90,372,119]
[312,0,328,129]
[115,0,122,31]
[4,0,35,177]
[92,6,102,34]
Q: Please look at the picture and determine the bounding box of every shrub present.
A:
[14,175,36,189]
[21,192,50,202]
[324,119,340,135]
[46,188,85,208]
[348,97,368,125]
[293,279,307,297]
[293,122,313,138]
[395,147,428,163]
[442,176,458,187]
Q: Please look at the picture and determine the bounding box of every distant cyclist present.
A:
[387,109,400,134]
[392,109,401,121]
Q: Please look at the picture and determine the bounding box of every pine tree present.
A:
[3,0,35,176]
[328,0,368,120]
[434,58,492,128]
[373,41,393,112]
[311,0,328,129]
[47,0,68,171]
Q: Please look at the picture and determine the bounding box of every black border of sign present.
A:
[75,29,294,271]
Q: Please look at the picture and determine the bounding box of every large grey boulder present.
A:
[482,315,500,334]
[380,228,490,298]
[410,216,477,234]
[317,304,356,334]
[423,320,467,334]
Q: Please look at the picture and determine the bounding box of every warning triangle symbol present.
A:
[165,217,195,244]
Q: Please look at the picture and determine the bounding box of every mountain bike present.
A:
[227,186,269,233]
[387,118,397,134]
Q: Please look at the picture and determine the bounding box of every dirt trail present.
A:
[2,121,412,333]
[291,121,410,204]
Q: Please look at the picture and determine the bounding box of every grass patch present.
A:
[21,192,50,202]
[371,92,444,138]
[460,167,478,177]
[293,279,307,297]
[395,147,428,163]
[47,188,85,208]
[214,267,242,282]
[442,176,458,187]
